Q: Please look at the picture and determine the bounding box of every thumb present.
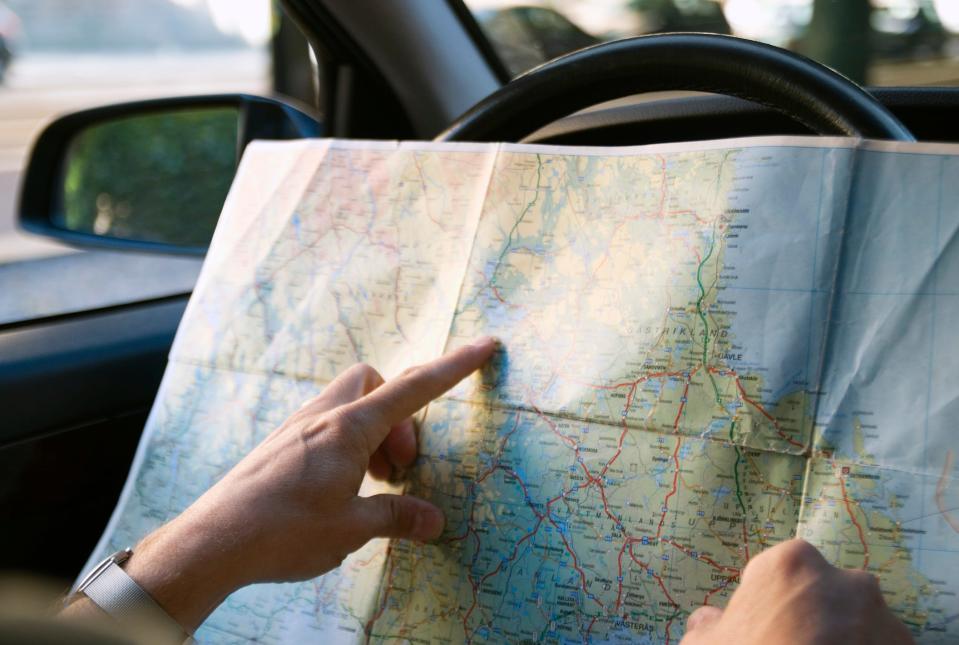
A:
[685,605,723,635]
[353,494,446,543]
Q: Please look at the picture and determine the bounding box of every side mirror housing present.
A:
[18,94,321,255]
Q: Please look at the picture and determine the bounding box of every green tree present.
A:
[62,108,238,247]
[800,0,872,84]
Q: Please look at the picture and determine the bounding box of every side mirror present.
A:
[18,94,321,255]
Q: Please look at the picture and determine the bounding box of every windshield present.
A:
[464,0,959,86]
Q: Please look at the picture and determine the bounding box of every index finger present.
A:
[341,337,497,454]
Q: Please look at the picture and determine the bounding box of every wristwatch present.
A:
[71,548,194,643]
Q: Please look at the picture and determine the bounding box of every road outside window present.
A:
[0,0,270,324]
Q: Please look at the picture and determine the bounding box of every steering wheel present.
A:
[437,33,914,143]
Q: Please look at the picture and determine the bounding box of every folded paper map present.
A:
[86,136,958,643]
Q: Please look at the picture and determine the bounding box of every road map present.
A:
[86,136,958,643]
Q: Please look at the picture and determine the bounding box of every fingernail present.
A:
[413,506,445,542]
[470,336,498,350]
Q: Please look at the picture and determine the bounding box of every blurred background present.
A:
[2,0,958,323]
[467,0,959,83]
[0,0,272,262]
[0,0,286,323]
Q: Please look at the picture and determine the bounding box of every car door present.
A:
[0,1,323,583]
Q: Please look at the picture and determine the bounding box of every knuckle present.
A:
[388,496,402,527]
[386,496,415,535]
[400,364,422,379]
[845,569,882,597]
[330,406,374,454]
[772,538,822,575]
[349,362,375,377]
[745,538,821,584]
[297,411,334,440]
[329,403,357,429]
[740,553,768,585]
[291,392,327,419]
[335,400,371,428]
[298,391,324,410]
[353,362,384,387]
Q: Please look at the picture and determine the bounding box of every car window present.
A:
[0,0,307,325]
[464,0,959,86]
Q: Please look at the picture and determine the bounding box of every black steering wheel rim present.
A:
[437,33,914,143]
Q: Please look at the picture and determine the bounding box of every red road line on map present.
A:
[600,422,630,480]
[535,399,628,532]
[546,508,604,610]
[600,383,638,479]
[576,368,696,393]
[456,362,760,641]
[591,218,630,277]
[449,415,527,545]
[500,466,545,520]
[462,530,483,639]
[627,542,680,644]
[661,539,740,574]
[837,467,870,569]
[730,371,804,449]
[657,155,668,215]
[460,469,547,639]
[936,449,959,534]
[666,209,711,225]
[490,283,509,304]
[626,542,680,608]
[586,616,599,638]
[703,582,731,606]
[664,613,678,645]
[673,381,690,429]
[529,398,579,451]
[593,477,623,528]
[741,522,751,562]
[411,152,448,231]
[455,392,606,639]
[654,387,688,541]
[614,540,629,613]
[655,438,684,542]
[456,417,550,642]
[529,398,598,485]
[365,545,399,640]
[463,518,545,642]
[392,265,408,342]
[593,385,643,533]
[331,222,402,255]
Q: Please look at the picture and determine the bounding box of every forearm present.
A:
[62,506,246,634]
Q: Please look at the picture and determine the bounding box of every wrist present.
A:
[123,508,248,633]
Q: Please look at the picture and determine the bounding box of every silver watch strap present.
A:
[78,550,192,643]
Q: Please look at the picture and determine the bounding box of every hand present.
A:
[680,538,915,645]
[117,337,498,632]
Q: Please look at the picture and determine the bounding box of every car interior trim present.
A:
[319,0,502,137]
